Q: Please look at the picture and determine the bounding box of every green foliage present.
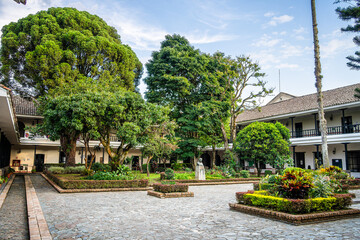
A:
[184,167,192,172]
[47,166,65,174]
[164,168,175,180]
[277,168,314,199]
[64,166,85,174]
[171,162,183,171]
[91,163,111,172]
[239,170,250,178]
[309,175,334,198]
[175,172,195,180]
[264,170,272,176]
[0,7,142,97]
[234,122,290,176]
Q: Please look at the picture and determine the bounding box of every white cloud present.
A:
[264,12,275,17]
[187,32,237,44]
[321,38,355,58]
[275,63,299,69]
[252,34,282,47]
[268,15,294,26]
[294,27,306,35]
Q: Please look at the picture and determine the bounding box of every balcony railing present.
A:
[291,124,360,138]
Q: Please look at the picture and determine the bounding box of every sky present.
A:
[0,0,359,103]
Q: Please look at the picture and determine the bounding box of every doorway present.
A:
[295,152,305,169]
[295,123,303,137]
[35,154,45,172]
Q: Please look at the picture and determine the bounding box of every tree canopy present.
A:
[0,7,142,97]
[335,0,360,70]
[234,122,291,176]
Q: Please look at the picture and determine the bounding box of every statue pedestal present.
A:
[195,165,206,180]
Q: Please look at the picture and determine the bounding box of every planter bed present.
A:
[42,172,150,193]
[147,183,194,199]
[230,190,360,225]
[229,203,360,225]
[161,178,259,186]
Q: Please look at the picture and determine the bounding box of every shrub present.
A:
[91,163,111,172]
[309,175,334,198]
[239,170,250,178]
[277,167,314,199]
[48,166,65,174]
[342,178,360,186]
[81,168,94,176]
[171,162,183,171]
[175,172,194,180]
[184,168,192,172]
[64,166,86,174]
[164,168,175,180]
[87,171,135,180]
[242,193,352,214]
[267,174,279,184]
[264,170,272,176]
[153,183,188,193]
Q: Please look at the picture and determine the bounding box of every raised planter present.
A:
[148,183,194,199]
[229,203,360,225]
[42,172,150,193]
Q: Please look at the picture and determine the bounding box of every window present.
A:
[18,121,25,137]
[59,151,66,164]
[348,151,360,172]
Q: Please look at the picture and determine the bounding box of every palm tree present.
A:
[311,0,330,168]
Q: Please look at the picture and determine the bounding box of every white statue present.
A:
[195,158,206,180]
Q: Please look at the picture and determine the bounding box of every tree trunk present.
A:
[256,161,262,177]
[220,122,229,151]
[147,156,153,177]
[230,115,237,146]
[211,144,216,168]
[61,135,77,167]
[311,0,329,168]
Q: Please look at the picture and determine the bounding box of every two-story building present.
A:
[7,96,147,172]
[236,83,360,177]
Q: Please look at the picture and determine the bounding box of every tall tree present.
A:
[335,0,360,70]
[145,34,227,168]
[0,7,142,98]
[311,0,330,167]
[211,53,272,149]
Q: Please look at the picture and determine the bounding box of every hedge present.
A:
[45,171,148,189]
[164,178,259,184]
[253,183,275,191]
[239,193,352,214]
[153,183,189,193]
[340,179,360,186]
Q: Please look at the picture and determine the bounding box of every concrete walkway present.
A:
[30,174,360,240]
[0,175,29,240]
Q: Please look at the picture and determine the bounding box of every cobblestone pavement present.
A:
[0,175,29,240]
[30,175,360,240]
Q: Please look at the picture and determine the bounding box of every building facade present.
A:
[236,84,360,177]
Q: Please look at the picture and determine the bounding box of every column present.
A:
[290,117,294,138]
[292,146,296,167]
[343,143,349,171]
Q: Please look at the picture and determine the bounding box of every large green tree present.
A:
[0,7,142,97]
[335,0,360,70]
[145,34,228,168]
[234,122,290,176]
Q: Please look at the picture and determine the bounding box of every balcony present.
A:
[291,124,360,138]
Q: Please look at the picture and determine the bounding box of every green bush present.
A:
[277,167,314,199]
[175,172,194,180]
[153,183,188,193]
[184,168,192,172]
[48,166,65,174]
[87,171,135,180]
[264,170,272,176]
[91,163,111,172]
[242,193,352,214]
[64,166,85,174]
[171,162,183,171]
[164,168,175,180]
[309,175,334,198]
[240,170,250,178]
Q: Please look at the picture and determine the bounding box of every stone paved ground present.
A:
[0,175,29,240]
[30,175,360,240]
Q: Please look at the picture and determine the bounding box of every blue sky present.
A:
[0,0,359,103]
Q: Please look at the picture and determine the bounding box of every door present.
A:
[132,156,139,170]
[295,152,305,169]
[332,159,343,169]
[295,122,303,137]
[35,154,45,172]
[342,116,353,133]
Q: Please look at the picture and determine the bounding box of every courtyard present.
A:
[13,175,360,240]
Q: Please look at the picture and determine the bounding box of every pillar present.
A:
[343,143,349,171]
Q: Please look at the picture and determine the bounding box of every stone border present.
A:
[25,175,52,240]
[147,190,194,199]
[348,185,360,190]
[41,173,151,193]
[0,174,15,209]
[229,203,360,225]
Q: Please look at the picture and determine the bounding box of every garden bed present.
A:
[148,183,193,199]
[161,178,260,186]
[229,203,360,225]
[42,172,150,193]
